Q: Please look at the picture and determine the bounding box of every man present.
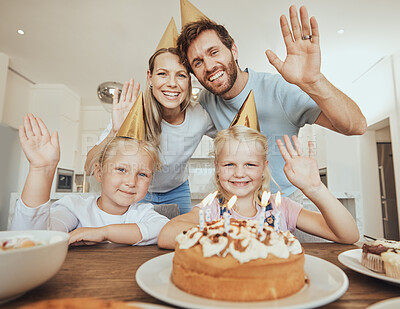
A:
[177,5,367,202]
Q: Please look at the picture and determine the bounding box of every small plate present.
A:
[127,301,173,308]
[136,252,348,309]
[367,297,400,309]
[338,249,400,286]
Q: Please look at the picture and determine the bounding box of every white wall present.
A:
[359,131,383,237]
[0,123,20,230]
[0,52,9,121]
[2,69,32,129]
[325,131,362,193]
[390,52,400,239]
[345,52,400,238]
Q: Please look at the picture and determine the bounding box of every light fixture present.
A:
[337,29,345,35]
[97,81,123,112]
[17,29,24,35]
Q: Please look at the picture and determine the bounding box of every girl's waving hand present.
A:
[19,113,60,169]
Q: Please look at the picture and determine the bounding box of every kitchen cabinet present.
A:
[80,106,110,131]
[77,106,110,174]
[192,135,214,158]
[30,85,80,170]
[298,124,327,169]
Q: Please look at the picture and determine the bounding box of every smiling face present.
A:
[216,138,267,202]
[96,145,154,215]
[186,30,238,98]
[147,52,190,113]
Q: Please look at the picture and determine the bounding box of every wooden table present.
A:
[4,243,400,308]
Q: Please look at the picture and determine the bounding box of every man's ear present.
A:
[93,163,102,183]
[231,43,239,61]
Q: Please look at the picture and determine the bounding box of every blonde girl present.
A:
[158,125,359,248]
[12,114,169,246]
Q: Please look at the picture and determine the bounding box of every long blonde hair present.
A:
[144,48,192,147]
[213,126,271,205]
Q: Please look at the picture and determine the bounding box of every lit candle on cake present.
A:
[227,195,237,215]
[200,192,215,208]
[258,191,271,233]
[199,191,217,227]
[205,208,211,223]
[274,191,281,231]
[223,212,230,234]
[199,208,205,231]
[223,196,236,234]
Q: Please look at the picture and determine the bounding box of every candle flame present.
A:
[275,191,281,208]
[210,191,218,203]
[201,192,215,207]
[227,195,237,210]
[261,191,271,207]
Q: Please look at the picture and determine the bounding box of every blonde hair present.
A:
[90,136,161,175]
[144,48,192,147]
[213,126,271,206]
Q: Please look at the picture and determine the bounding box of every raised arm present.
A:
[84,78,140,174]
[277,135,359,244]
[157,207,200,249]
[266,5,366,135]
[20,114,60,207]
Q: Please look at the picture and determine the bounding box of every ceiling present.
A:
[1,0,400,110]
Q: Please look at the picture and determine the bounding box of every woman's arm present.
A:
[277,135,359,243]
[157,207,200,249]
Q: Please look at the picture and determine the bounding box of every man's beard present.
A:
[201,54,238,96]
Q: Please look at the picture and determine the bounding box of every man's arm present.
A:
[265,5,367,135]
[305,76,367,135]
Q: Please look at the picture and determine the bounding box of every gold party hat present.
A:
[229,90,260,131]
[117,92,146,140]
[156,17,179,51]
[180,0,208,29]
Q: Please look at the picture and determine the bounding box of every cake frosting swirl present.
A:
[176,219,302,263]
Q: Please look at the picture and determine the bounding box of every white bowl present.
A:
[0,230,69,305]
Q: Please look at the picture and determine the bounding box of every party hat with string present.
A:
[116,92,146,140]
[229,90,260,131]
[180,0,209,28]
[156,17,179,51]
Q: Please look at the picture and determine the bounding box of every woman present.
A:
[86,48,216,214]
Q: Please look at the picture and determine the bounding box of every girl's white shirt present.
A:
[10,194,169,246]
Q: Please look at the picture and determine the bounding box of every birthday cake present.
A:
[172,219,305,301]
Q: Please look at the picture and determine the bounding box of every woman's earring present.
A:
[149,84,153,90]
